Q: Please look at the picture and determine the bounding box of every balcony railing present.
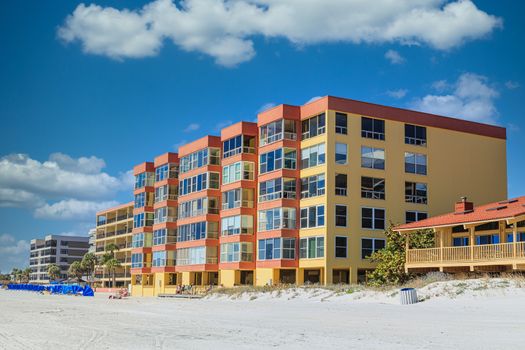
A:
[221,200,254,210]
[406,242,525,265]
[362,190,385,200]
[176,257,218,266]
[405,195,428,204]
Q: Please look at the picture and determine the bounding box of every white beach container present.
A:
[400,288,418,305]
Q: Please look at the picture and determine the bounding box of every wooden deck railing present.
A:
[407,242,525,265]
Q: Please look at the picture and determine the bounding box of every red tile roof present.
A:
[395,196,525,231]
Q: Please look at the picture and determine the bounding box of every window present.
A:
[154,185,177,202]
[476,234,500,245]
[361,238,386,259]
[453,237,469,247]
[405,182,428,204]
[179,172,220,196]
[361,117,385,140]
[131,253,143,268]
[220,242,253,262]
[260,148,296,173]
[335,205,347,227]
[258,238,295,260]
[300,174,325,198]
[180,148,220,173]
[223,161,254,184]
[153,229,177,245]
[335,143,348,164]
[258,208,296,231]
[335,173,347,196]
[176,246,217,266]
[405,124,427,146]
[259,178,296,202]
[133,213,153,228]
[178,197,218,218]
[405,211,428,223]
[155,163,178,181]
[299,236,324,259]
[135,172,154,189]
[300,205,325,228]
[361,177,385,200]
[302,113,326,140]
[260,119,297,146]
[134,193,145,208]
[301,143,326,169]
[223,135,242,158]
[506,232,525,242]
[361,208,385,230]
[361,146,385,169]
[154,206,177,224]
[152,251,167,267]
[132,233,144,248]
[335,236,347,258]
[222,188,254,209]
[405,152,427,175]
[335,113,347,134]
[178,222,218,242]
[221,215,254,236]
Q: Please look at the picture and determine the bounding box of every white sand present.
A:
[1,278,524,350]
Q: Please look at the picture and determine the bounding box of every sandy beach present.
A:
[1,278,524,350]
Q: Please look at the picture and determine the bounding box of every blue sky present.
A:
[1,0,524,272]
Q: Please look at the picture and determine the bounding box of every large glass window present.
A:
[361,176,385,200]
[301,143,326,169]
[223,161,254,184]
[154,184,178,202]
[300,205,325,228]
[405,124,427,146]
[405,152,427,175]
[258,238,295,260]
[132,233,144,248]
[152,251,176,267]
[155,163,179,181]
[222,188,254,209]
[260,148,296,174]
[180,148,220,173]
[335,173,347,196]
[361,117,385,140]
[178,222,218,242]
[335,113,348,135]
[335,236,347,258]
[153,228,177,245]
[335,205,347,227]
[179,172,220,196]
[221,215,254,236]
[133,213,154,228]
[259,119,297,146]
[223,135,242,158]
[135,172,154,189]
[220,242,253,262]
[302,113,326,140]
[405,182,428,204]
[131,253,143,268]
[361,238,385,259]
[405,211,428,224]
[154,206,177,224]
[335,143,348,164]
[299,236,324,259]
[259,178,296,202]
[178,197,219,218]
[300,174,325,199]
[176,246,217,266]
[258,208,296,231]
[361,146,385,170]
[134,193,145,208]
[361,207,385,230]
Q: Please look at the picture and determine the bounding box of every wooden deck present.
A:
[406,242,525,270]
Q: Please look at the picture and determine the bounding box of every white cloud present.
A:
[385,49,405,64]
[34,199,119,220]
[410,73,499,124]
[58,0,501,66]
[505,81,520,90]
[48,152,106,174]
[431,79,450,92]
[0,234,30,273]
[387,89,408,99]
[184,123,200,132]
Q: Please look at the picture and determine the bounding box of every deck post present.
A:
[405,232,409,273]
[513,222,518,258]
[469,226,475,262]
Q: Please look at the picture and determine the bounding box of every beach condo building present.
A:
[29,235,89,283]
[395,196,525,274]
[94,202,134,288]
[125,95,507,295]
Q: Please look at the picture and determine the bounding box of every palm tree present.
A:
[104,258,122,289]
[47,264,61,282]
[100,243,120,288]
[22,268,32,283]
[68,261,84,281]
[81,253,97,286]
[11,268,20,282]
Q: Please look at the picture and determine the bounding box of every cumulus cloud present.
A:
[387,89,408,99]
[58,0,501,66]
[0,153,132,220]
[410,73,499,124]
[34,199,119,220]
[0,234,30,273]
[385,50,405,64]
[184,123,200,132]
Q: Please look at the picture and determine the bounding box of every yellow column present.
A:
[439,230,443,264]
[469,226,475,271]
[513,222,518,258]
[404,232,409,273]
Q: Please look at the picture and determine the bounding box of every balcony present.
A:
[406,242,525,268]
